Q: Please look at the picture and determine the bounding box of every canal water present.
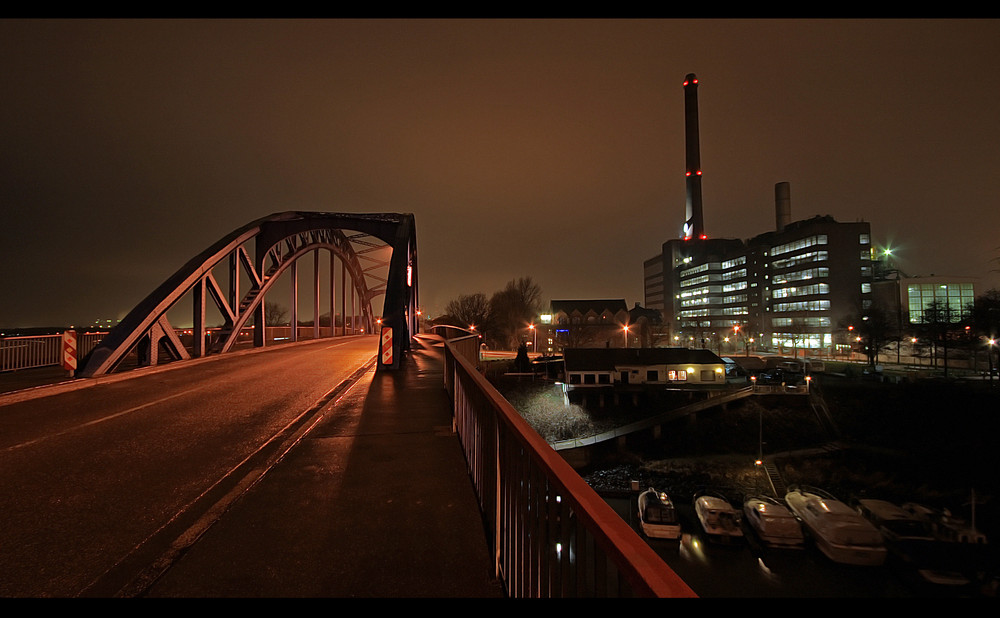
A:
[605,497,986,598]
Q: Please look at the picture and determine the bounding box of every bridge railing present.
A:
[1,326,364,373]
[0,332,107,372]
[442,334,695,598]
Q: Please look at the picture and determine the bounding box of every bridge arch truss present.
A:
[79,212,417,377]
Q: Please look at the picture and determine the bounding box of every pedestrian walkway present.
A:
[139,334,506,597]
[0,365,77,396]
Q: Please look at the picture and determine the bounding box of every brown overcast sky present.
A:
[2,18,999,328]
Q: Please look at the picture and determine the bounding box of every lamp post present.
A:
[756,402,763,468]
[989,338,996,385]
[528,323,536,354]
[623,324,630,348]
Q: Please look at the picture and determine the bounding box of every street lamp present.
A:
[623,324,630,348]
[756,402,763,467]
[988,338,997,385]
[528,323,536,353]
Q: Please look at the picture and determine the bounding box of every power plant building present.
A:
[644,74,874,354]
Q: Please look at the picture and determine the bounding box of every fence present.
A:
[1,326,364,373]
[442,333,695,598]
[0,332,107,372]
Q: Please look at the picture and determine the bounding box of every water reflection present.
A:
[678,533,708,565]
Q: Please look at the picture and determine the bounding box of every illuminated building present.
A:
[644,194,874,354]
[873,274,978,326]
[643,74,874,354]
[561,347,727,406]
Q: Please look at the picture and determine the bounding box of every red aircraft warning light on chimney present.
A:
[682,73,706,241]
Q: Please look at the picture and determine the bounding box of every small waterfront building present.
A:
[563,347,726,389]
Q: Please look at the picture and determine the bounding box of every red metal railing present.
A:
[442,333,696,598]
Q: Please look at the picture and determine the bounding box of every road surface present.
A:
[0,336,376,597]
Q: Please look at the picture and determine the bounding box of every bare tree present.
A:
[264,301,288,327]
[915,299,961,375]
[488,277,543,350]
[840,300,896,367]
[443,292,492,333]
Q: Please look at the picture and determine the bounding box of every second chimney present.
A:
[775,181,791,233]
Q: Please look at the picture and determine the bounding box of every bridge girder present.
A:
[78,212,417,377]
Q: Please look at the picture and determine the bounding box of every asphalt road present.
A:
[0,336,377,597]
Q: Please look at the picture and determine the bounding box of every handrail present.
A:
[0,332,107,372]
[442,336,696,598]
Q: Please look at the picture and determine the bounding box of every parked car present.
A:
[757,367,802,385]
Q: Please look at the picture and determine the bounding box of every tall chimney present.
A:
[683,73,704,240]
[775,181,791,232]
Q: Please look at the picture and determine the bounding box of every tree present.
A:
[732,321,759,356]
[840,300,896,367]
[487,277,543,350]
[440,277,544,350]
[970,288,1000,338]
[264,301,288,327]
[969,288,1000,374]
[915,299,962,376]
[443,292,492,333]
[558,321,602,349]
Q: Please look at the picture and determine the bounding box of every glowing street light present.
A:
[623,324,630,348]
[988,338,997,385]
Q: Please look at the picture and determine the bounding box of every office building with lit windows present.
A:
[644,74,875,355]
[873,274,978,327]
[644,182,875,354]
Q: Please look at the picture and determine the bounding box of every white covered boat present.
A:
[637,488,681,540]
[693,491,743,540]
[743,495,804,547]
[784,486,886,566]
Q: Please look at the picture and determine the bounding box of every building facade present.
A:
[644,183,874,355]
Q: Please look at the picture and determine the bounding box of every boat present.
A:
[900,502,988,545]
[860,499,978,588]
[743,495,804,547]
[856,499,936,549]
[637,488,682,540]
[899,501,991,587]
[693,490,743,540]
[784,485,886,566]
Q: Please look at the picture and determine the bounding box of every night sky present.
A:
[2,19,999,329]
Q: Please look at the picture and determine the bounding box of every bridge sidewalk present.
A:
[140,334,505,598]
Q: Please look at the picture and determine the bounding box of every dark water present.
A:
[606,497,995,598]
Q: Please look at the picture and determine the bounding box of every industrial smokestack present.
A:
[683,73,705,240]
[775,181,791,232]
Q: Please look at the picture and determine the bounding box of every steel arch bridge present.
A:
[78,212,417,377]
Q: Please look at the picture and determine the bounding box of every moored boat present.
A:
[898,501,991,587]
[856,498,971,586]
[900,502,988,545]
[784,485,886,566]
[638,487,682,540]
[694,490,743,540]
[743,495,804,547]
